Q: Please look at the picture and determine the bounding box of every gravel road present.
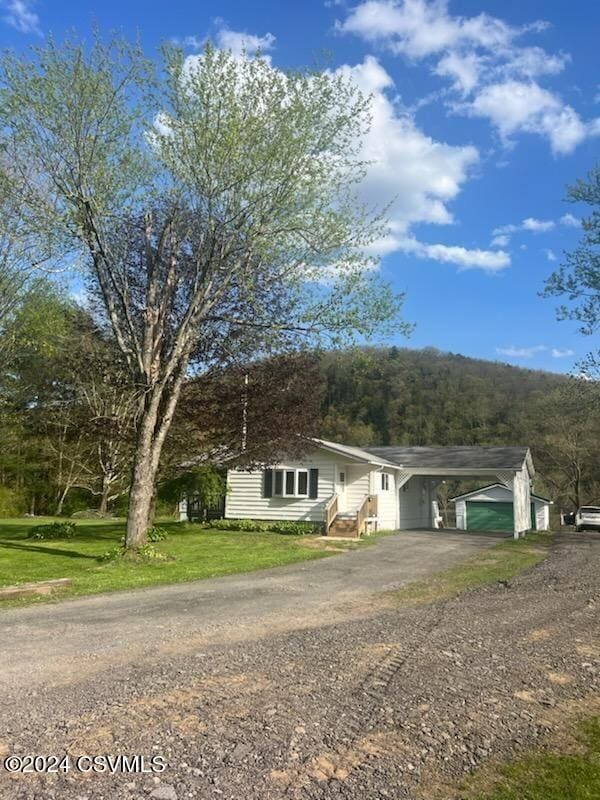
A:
[1,531,599,800]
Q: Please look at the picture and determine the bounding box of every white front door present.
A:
[336,466,347,512]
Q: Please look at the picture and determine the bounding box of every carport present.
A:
[364,446,536,539]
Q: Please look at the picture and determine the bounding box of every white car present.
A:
[575,506,600,532]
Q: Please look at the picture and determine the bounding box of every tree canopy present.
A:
[544,163,600,373]
[0,33,405,547]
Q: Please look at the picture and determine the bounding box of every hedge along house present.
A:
[450,484,552,532]
[189,438,537,539]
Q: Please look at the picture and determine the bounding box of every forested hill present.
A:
[319,346,570,448]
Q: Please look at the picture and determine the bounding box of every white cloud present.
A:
[215,25,275,58]
[492,223,519,236]
[337,1,599,154]
[560,212,580,227]
[496,344,574,359]
[551,347,574,358]
[491,211,582,247]
[496,345,547,358]
[435,51,483,95]
[399,236,509,272]
[502,46,569,80]
[544,248,557,262]
[522,217,555,232]
[332,57,498,268]
[464,80,589,155]
[178,42,493,273]
[491,215,563,246]
[0,0,41,34]
[337,0,513,59]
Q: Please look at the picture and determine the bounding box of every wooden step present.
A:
[328,519,360,538]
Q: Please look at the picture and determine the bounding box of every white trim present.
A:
[273,467,310,498]
[310,438,397,468]
[449,483,551,503]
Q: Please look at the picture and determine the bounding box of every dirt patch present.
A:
[527,627,556,641]
[576,642,600,657]
[546,671,575,686]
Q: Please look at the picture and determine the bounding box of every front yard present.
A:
[0,517,359,605]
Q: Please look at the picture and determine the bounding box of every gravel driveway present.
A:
[1,531,599,800]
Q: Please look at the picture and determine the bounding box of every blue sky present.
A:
[1,0,598,373]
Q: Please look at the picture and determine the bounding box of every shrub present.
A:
[99,543,169,562]
[28,521,77,540]
[147,525,168,542]
[135,543,169,560]
[267,520,320,536]
[98,546,124,562]
[204,518,320,535]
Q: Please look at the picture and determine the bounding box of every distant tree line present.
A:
[1,292,599,519]
[319,346,600,512]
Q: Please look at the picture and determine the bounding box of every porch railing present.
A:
[324,494,339,535]
[357,494,378,536]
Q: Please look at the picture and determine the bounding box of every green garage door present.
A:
[466,501,514,531]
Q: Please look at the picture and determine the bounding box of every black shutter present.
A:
[309,468,319,499]
[263,469,273,498]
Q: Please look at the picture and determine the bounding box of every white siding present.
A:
[345,465,371,513]
[534,499,550,531]
[513,466,531,535]
[455,499,466,529]
[459,485,514,504]
[398,476,431,529]
[371,469,397,529]
[225,450,336,522]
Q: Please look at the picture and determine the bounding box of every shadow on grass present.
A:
[0,541,99,560]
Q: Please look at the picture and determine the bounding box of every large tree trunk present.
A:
[124,374,186,549]
[125,436,159,549]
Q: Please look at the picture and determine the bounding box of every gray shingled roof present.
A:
[363,445,530,470]
[312,438,397,467]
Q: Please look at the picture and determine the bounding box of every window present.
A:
[285,470,295,496]
[274,470,283,496]
[271,468,311,498]
[381,473,390,491]
[297,470,308,496]
[264,468,317,499]
[339,472,345,485]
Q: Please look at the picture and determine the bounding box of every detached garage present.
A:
[451,483,551,532]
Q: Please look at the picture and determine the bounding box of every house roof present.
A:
[311,438,397,468]
[362,445,531,471]
[449,483,552,503]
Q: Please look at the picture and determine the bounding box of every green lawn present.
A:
[390,532,552,606]
[461,716,600,800]
[0,517,358,606]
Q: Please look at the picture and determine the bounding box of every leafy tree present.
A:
[544,163,600,370]
[0,285,138,515]
[158,466,226,518]
[0,35,404,548]
[531,379,600,510]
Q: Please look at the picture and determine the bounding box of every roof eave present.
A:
[310,438,396,468]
